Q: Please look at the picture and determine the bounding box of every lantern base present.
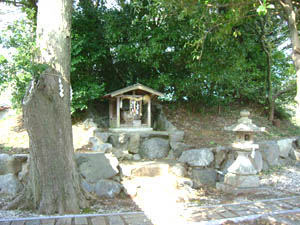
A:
[216,182,263,195]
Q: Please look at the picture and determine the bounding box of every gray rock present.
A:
[170,142,191,158]
[277,138,294,158]
[169,131,185,143]
[0,154,22,175]
[133,154,141,161]
[179,149,214,167]
[81,179,95,193]
[153,106,177,131]
[170,163,187,177]
[139,138,170,159]
[295,137,300,148]
[290,149,300,160]
[94,179,121,198]
[214,146,228,168]
[83,118,98,130]
[94,130,111,143]
[108,133,129,149]
[191,168,217,188]
[13,154,28,163]
[166,150,176,160]
[128,134,140,154]
[76,153,119,183]
[164,120,177,132]
[250,151,263,172]
[98,143,113,153]
[18,161,29,182]
[262,162,269,171]
[89,137,100,151]
[259,141,280,166]
[278,157,293,166]
[0,173,23,195]
[221,153,235,174]
[111,149,132,160]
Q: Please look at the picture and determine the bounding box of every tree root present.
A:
[4,189,33,211]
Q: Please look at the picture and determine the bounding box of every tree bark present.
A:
[16,0,87,214]
[278,0,300,123]
[259,17,274,121]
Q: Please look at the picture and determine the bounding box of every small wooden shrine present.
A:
[104,83,163,131]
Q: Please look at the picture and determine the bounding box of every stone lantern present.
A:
[217,110,265,193]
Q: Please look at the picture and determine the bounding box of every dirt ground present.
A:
[163,103,300,148]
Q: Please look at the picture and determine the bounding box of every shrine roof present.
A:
[104,83,164,98]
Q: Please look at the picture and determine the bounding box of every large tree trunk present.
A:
[279,0,300,123]
[13,0,87,214]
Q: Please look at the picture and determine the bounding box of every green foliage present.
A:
[0,17,36,108]
[71,79,105,113]
[0,0,296,116]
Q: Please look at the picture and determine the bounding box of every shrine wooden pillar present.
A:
[109,99,113,127]
[147,97,151,127]
[116,96,120,128]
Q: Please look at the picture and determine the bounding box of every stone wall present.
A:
[0,137,299,198]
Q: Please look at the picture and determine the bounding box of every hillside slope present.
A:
[163,103,300,148]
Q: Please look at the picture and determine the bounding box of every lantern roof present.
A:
[225,110,265,133]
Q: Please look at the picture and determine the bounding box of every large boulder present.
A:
[152,104,177,131]
[94,179,121,198]
[213,146,228,169]
[170,142,192,158]
[81,179,95,193]
[75,153,119,183]
[0,154,22,175]
[128,133,140,154]
[108,133,129,149]
[0,173,23,195]
[179,149,214,167]
[191,168,217,188]
[277,138,294,158]
[139,138,170,159]
[258,141,280,166]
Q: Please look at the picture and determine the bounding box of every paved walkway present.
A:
[1,196,300,225]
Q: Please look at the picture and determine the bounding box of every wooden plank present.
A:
[109,100,113,127]
[147,97,151,128]
[116,97,120,128]
[106,83,163,98]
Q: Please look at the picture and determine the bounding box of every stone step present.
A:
[119,159,187,178]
